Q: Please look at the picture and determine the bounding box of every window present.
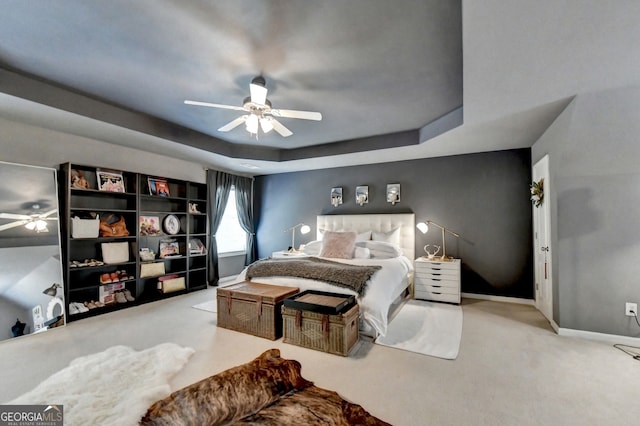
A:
[216,187,247,254]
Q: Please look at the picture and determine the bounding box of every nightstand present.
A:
[271,250,309,258]
[414,257,461,304]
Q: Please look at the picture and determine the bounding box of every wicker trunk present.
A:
[282,304,359,356]
[217,281,299,340]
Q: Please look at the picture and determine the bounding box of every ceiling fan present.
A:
[0,204,58,233]
[184,76,322,138]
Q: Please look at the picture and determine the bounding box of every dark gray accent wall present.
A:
[532,87,640,337]
[255,149,533,299]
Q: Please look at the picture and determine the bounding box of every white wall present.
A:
[532,86,640,337]
[0,116,206,183]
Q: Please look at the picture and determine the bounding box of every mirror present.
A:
[0,161,65,342]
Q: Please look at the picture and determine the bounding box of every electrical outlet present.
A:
[625,302,638,317]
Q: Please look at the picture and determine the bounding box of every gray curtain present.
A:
[234,176,257,265]
[207,170,233,285]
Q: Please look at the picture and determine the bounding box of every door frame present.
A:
[532,155,553,323]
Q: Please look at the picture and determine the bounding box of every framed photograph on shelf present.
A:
[139,216,161,236]
[159,239,180,258]
[148,177,170,197]
[97,170,125,192]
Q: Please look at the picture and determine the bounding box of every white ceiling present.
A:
[1,1,639,175]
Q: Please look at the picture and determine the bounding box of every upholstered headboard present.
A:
[316,214,415,261]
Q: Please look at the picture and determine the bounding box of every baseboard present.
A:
[558,327,640,346]
[461,292,535,306]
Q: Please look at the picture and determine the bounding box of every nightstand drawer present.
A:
[414,288,460,304]
[415,279,458,291]
[414,270,459,280]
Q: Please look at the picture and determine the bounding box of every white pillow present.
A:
[355,230,372,242]
[319,231,357,259]
[354,246,371,259]
[356,240,402,259]
[318,229,371,242]
[302,240,322,256]
[372,227,400,248]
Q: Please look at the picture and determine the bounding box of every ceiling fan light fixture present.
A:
[245,114,259,134]
[260,117,273,133]
[249,76,268,105]
[35,220,48,232]
[24,221,36,230]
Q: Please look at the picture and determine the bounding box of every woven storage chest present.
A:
[217,281,299,340]
[282,304,359,356]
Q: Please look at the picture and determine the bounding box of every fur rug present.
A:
[9,343,194,426]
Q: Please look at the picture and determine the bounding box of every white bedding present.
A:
[229,255,413,337]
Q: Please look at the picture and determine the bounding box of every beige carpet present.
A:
[2,288,639,425]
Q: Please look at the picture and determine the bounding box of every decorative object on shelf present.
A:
[159,238,180,258]
[188,202,200,213]
[101,242,130,264]
[530,178,544,208]
[189,238,206,255]
[139,248,156,261]
[356,185,368,206]
[423,244,441,260]
[416,220,460,260]
[163,214,181,235]
[97,170,125,192]
[331,187,343,207]
[386,183,400,205]
[148,177,170,197]
[71,169,91,189]
[139,216,161,236]
[99,214,129,237]
[284,223,311,252]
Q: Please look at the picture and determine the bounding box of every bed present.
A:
[230,214,415,338]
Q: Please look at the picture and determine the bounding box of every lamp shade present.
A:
[260,117,274,133]
[300,224,311,235]
[245,114,259,134]
[416,222,429,234]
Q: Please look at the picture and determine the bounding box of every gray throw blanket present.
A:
[246,257,381,295]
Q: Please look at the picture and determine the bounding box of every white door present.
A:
[532,155,553,322]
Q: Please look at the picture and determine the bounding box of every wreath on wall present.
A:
[530,178,544,208]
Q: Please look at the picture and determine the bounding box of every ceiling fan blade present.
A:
[0,213,30,220]
[250,80,268,105]
[39,209,58,218]
[270,109,322,121]
[271,119,293,137]
[184,100,246,111]
[0,220,28,231]
[218,116,247,132]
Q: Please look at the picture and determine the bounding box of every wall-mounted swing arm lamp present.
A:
[284,223,311,252]
[416,220,460,260]
[42,283,61,297]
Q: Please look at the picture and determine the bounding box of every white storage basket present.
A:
[71,216,99,238]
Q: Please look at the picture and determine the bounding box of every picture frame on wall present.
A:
[148,177,170,197]
[97,170,125,193]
